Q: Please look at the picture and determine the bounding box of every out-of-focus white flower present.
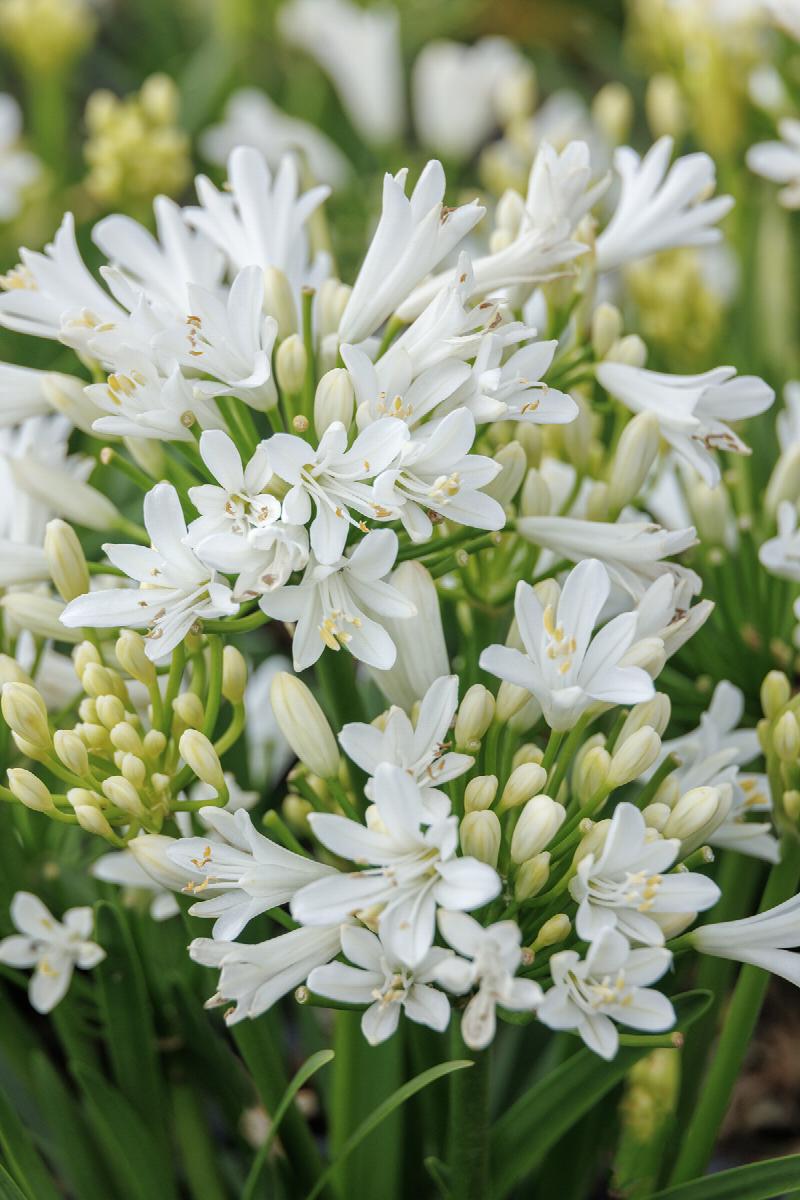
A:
[596,361,774,487]
[763,0,800,42]
[0,892,105,1013]
[595,137,734,273]
[368,561,450,710]
[481,559,655,731]
[243,656,294,786]
[92,846,181,921]
[760,500,800,581]
[279,0,404,145]
[748,119,800,208]
[538,928,674,1060]
[200,88,351,188]
[0,94,40,221]
[308,925,451,1044]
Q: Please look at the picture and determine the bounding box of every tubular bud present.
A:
[44,519,90,602]
[115,630,157,687]
[1,682,50,750]
[7,768,55,813]
[497,763,548,813]
[263,266,298,339]
[608,726,661,787]
[275,334,307,395]
[314,369,355,438]
[454,685,495,750]
[179,730,226,791]
[464,775,498,813]
[222,646,247,704]
[460,810,501,868]
[511,795,566,863]
[514,852,551,900]
[269,672,340,779]
[53,729,90,778]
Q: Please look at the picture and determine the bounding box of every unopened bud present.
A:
[575,744,611,804]
[222,646,247,704]
[465,775,498,813]
[179,730,225,791]
[3,592,83,642]
[75,723,109,751]
[762,670,791,719]
[95,695,125,729]
[784,789,800,822]
[121,753,147,789]
[512,743,543,769]
[44,519,89,602]
[591,303,624,359]
[275,334,307,395]
[574,818,611,865]
[263,266,297,339]
[496,680,532,723]
[7,768,54,813]
[269,672,340,778]
[608,413,660,512]
[498,762,548,813]
[81,663,118,698]
[774,711,800,762]
[115,630,157,687]
[0,656,32,688]
[454,685,495,749]
[282,794,313,835]
[1,682,50,749]
[10,456,121,531]
[520,469,551,518]
[645,73,686,140]
[74,806,115,838]
[608,726,661,787]
[315,369,355,438]
[102,776,146,818]
[766,447,800,514]
[460,810,501,867]
[663,785,731,853]
[514,851,551,900]
[689,479,733,546]
[317,278,352,339]
[143,730,167,759]
[172,692,205,732]
[619,695,671,741]
[110,722,144,756]
[606,334,647,368]
[533,913,571,950]
[643,802,671,832]
[591,82,633,144]
[483,443,526,505]
[511,794,566,863]
[53,729,90,778]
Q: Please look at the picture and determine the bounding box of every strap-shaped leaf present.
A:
[490,991,713,1199]
[649,1153,800,1199]
[30,1052,115,1200]
[0,1081,60,1200]
[0,1163,27,1200]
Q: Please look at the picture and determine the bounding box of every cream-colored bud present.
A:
[495,60,537,124]
[460,810,501,867]
[67,787,102,810]
[496,680,532,724]
[44,519,89,602]
[464,775,498,813]
[143,729,167,759]
[73,641,102,677]
[172,692,205,732]
[95,695,125,730]
[454,685,495,749]
[619,695,671,741]
[520,468,551,518]
[484,443,527,505]
[575,745,611,804]
[263,266,297,339]
[515,423,542,468]
[0,655,32,688]
[762,670,791,719]
[75,806,115,838]
[507,695,542,735]
[663,785,731,852]
[653,775,681,809]
[606,334,647,368]
[607,413,660,512]
[81,663,116,698]
[222,646,247,704]
[75,723,108,751]
[42,373,99,436]
[179,730,225,791]
[282,794,313,835]
[53,729,90,777]
[275,335,307,395]
[533,913,571,950]
[625,637,667,679]
[784,789,800,822]
[317,278,352,339]
[645,73,687,140]
[102,776,145,818]
[643,802,671,833]
[766,447,800,514]
[314,369,354,438]
[269,672,340,778]
[1,682,50,749]
[7,768,54,813]
[774,711,800,762]
[78,699,97,723]
[498,763,548,813]
[591,82,633,144]
[514,852,550,900]
[110,722,145,756]
[121,753,147,789]
[512,743,543,769]
[115,630,156,687]
[689,479,733,546]
[511,795,566,863]
[573,818,611,865]
[608,726,661,787]
[2,592,83,643]
[9,455,120,532]
[591,303,624,360]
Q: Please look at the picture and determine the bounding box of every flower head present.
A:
[0,891,105,1013]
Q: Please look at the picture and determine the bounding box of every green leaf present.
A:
[0,1163,28,1200]
[424,1157,451,1198]
[0,1081,61,1200]
[304,1059,473,1200]
[72,1065,178,1200]
[649,1153,800,1199]
[30,1052,115,1200]
[242,1049,334,1200]
[490,991,713,1200]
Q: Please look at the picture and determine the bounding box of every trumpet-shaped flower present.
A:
[435,911,542,1050]
[0,892,105,1013]
[186,430,278,543]
[480,559,655,731]
[61,482,238,660]
[88,355,224,443]
[307,925,451,1044]
[691,893,800,986]
[291,764,501,967]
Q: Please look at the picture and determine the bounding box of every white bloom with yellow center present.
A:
[0,891,105,1013]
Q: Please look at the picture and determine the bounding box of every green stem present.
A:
[202,636,223,739]
[669,837,800,1186]
[448,1024,490,1200]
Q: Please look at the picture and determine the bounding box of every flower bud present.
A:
[127,835,187,889]
[608,726,661,787]
[317,278,351,339]
[1,682,50,749]
[784,789,800,822]
[512,743,543,770]
[75,806,115,839]
[10,456,121,532]
[575,744,611,804]
[2,593,83,642]
[269,672,340,778]
[533,913,571,950]
[263,266,297,339]
[121,753,147,789]
[643,802,671,832]
[606,334,647,368]
[663,785,731,853]
[460,810,501,868]
[511,795,566,863]
[172,692,205,732]
[645,73,686,140]
[573,818,610,865]
[282,794,313,835]
[689,479,732,546]
[495,59,537,124]
[496,680,532,723]
[0,655,33,688]
[179,730,225,791]
[514,851,551,900]
[110,722,144,756]
[275,335,307,395]
[619,695,671,741]
[53,729,90,778]
[222,646,247,704]
[315,369,355,438]
[591,82,633,144]
[44,519,89,602]
[81,663,118,698]
[774,711,800,762]
[607,413,660,512]
[143,729,167,759]
[75,723,109,751]
[766,447,800,514]
[464,775,498,813]
[653,775,680,809]
[95,695,125,729]
[102,776,146,818]
[519,469,551,518]
[115,630,156,687]
[498,763,548,813]
[591,302,624,359]
[7,768,55,813]
[762,670,791,719]
[484,443,526,505]
[454,685,495,750]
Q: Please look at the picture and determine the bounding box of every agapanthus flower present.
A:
[747,118,800,208]
[0,892,105,1013]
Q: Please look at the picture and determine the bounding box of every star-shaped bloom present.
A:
[0,892,105,1013]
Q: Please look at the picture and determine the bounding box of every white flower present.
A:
[374,409,505,542]
[0,95,40,222]
[308,925,451,1044]
[0,892,105,1013]
[777,382,800,452]
[747,119,800,208]
[269,418,409,563]
[570,802,720,946]
[480,558,655,731]
[367,560,451,710]
[198,520,309,602]
[190,924,343,1023]
[412,38,527,163]
[200,88,351,189]
[435,911,542,1050]
[259,528,414,671]
[538,928,674,1060]
[343,340,473,434]
[595,137,734,273]
[337,161,484,345]
[91,848,180,922]
[291,763,501,967]
[465,335,578,427]
[763,0,800,41]
[87,355,224,443]
[339,674,473,806]
[596,361,774,487]
[60,482,239,660]
[186,430,278,544]
[0,414,90,548]
[167,807,335,940]
[278,0,404,146]
[760,500,800,581]
[691,892,800,986]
